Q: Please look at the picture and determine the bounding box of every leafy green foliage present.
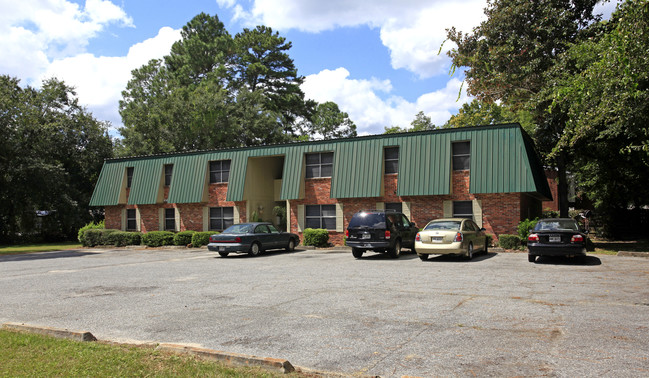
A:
[297,101,357,140]
[173,231,196,246]
[191,231,214,247]
[82,229,120,247]
[498,234,521,249]
[0,76,113,243]
[78,220,105,244]
[443,100,535,134]
[141,231,175,247]
[303,228,329,247]
[517,218,539,241]
[104,231,141,247]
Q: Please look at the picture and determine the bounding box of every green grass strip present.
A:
[0,242,82,255]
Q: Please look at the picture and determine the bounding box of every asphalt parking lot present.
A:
[1,247,648,377]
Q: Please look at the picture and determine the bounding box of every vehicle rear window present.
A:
[222,224,252,234]
[348,212,386,228]
[534,220,579,231]
[424,221,461,231]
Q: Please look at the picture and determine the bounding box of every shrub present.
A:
[303,228,329,247]
[82,228,117,247]
[141,231,175,247]
[78,220,104,244]
[191,231,214,247]
[517,218,539,243]
[542,210,559,218]
[173,230,196,246]
[104,231,141,247]
[499,234,521,249]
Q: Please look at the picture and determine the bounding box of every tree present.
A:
[118,13,314,156]
[410,111,436,131]
[447,0,601,217]
[298,101,357,140]
[444,100,535,133]
[0,76,113,243]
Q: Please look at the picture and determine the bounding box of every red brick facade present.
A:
[107,169,545,245]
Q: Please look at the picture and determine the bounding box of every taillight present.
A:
[415,232,421,241]
[571,234,584,243]
[528,233,539,242]
[345,230,349,237]
[454,232,463,242]
[209,236,216,243]
[385,230,391,239]
[235,236,241,243]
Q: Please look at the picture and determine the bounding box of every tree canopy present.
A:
[0,75,113,242]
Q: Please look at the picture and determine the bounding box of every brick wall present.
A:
[543,169,559,211]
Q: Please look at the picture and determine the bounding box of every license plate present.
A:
[362,244,372,248]
[219,246,225,251]
[362,234,371,239]
[432,236,443,243]
[549,235,561,243]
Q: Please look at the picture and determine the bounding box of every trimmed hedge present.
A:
[173,230,196,246]
[191,231,214,247]
[104,231,141,247]
[78,220,105,245]
[82,228,120,247]
[303,228,329,247]
[499,234,521,249]
[141,231,175,247]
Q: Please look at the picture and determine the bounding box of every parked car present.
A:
[415,218,487,261]
[346,209,417,258]
[207,222,299,257]
[527,218,587,262]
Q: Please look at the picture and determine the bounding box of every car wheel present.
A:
[528,254,536,263]
[286,238,296,252]
[465,243,473,260]
[218,252,229,257]
[418,253,429,261]
[352,248,363,259]
[389,239,401,258]
[248,242,261,257]
[484,242,488,255]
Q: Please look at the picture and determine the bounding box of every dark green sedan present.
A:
[207,222,300,257]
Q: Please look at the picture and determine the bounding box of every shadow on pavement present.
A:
[0,250,98,262]
[534,255,602,266]
[421,251,498,263]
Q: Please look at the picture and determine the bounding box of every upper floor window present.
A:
[384,147,399,174]
[164,164,173,186]
[126,167,134,188]
[209,160,231,183]
[305,152,333,178]
[453,201,473,218]
[452,141,470,171]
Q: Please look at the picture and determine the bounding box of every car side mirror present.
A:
[410,222,416,228]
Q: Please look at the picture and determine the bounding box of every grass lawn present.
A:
[0,242,82,255]
[0,329,293,377]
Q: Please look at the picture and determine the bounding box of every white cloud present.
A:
[40,27,181,130]
[302,68,469,134]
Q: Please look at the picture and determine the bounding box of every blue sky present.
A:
[0,0,619,137]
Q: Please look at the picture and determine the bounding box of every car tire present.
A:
[286,238,296,252]
[465,243,473,260]
[528,254,536,263]
[352,248,363,259]
[418,253,429,261]
[218,252,229,257]
[248,242,262,257]
[389,239,401,258]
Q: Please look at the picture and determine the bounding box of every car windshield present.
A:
[348,212,385,228]
[222,224,253,234]
[424,221,461,231]
[534,220,579,231]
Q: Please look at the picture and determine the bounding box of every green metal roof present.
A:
[89,123,552,206]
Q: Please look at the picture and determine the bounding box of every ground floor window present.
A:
[126,209,137,231]
[453,201,473,218]
[385,202,402,213]
[164,208,176,231]
[305,204,336,230]
[210,207,234,231]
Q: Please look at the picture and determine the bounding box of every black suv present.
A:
[346,210,418,258]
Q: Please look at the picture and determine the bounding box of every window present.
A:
[385,202,402,213]
[209,207,234,231]
[267,224,280,233]
[254,224,270,233]
[164,208,176,231]
[452,141,470,170]
[164,164,173,186]
[209,160,231,183]
[126,167,134,188]
[305,204,336,230]
[384,147,399,174]
[126,209,136,231]
[305,152,333,178]
[453,201,473,218]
